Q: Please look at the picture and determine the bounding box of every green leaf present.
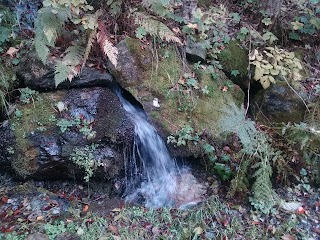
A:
[229,12,241,22]
[231,69,240,77]
[54,61,69,87]
[136,27,147,39]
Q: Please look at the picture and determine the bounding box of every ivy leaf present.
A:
[231,69,240,77]
[291,21,304,30]
[240,27,249,35]
[229,12,241,22]
[136,27,146,39]
[289,32,300,40]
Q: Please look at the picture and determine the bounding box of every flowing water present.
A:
[117,89,206,208]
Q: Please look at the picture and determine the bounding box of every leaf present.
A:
[270,69,280,75]
[281,234,296,240]
[6,47,19,57]
[193,227,203,235]
[108,224,119,235]
[136,26,147,39]
[281,201,302,212]
[254,67,264,81]
[231,69,240,77]
[97,32,118,67]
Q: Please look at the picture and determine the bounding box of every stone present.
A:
[252,82,307,124]
[109,37,245,158]
[3,87,134,180]
[15,52,115,91]
[186,40,207,63]
[218,40,250,89]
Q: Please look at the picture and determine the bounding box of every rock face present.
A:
[3,87,134,180]
[15,52,115,91]
[110,37,245,157]
[252,82,307,124]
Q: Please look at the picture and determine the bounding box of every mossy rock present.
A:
[218,40,249,89]
[113,37,245,157]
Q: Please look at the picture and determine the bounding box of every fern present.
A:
[305,98,320,130]
[97,22,118,67]
[82,29,97,69]
[34,7,71,63]
[135,13,182,44]
[142,0,170,17]
[219,101,278,213]
[54,45,85,86]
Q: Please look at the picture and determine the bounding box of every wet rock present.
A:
[109,37,244,158]
[3,87,133,180]
[252,82,307,124]
[15,52,115,91]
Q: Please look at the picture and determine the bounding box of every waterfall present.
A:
[116,89,206,208]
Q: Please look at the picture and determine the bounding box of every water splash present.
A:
[117,89,206,208]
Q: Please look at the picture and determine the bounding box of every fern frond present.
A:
[97,23,118,67]
[82,29,97,69]
[54,61,69,87]
[34,6,70,63]
[135,13,182,44]
[305,98,320,130]
[54,45,85,86]
[142,0,169,16]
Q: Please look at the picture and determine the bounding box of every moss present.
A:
[10,93,58,177]
[219,41,248,76]
[0,65,18,112]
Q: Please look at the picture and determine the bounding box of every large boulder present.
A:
[252,82,307,124]
[15,52,115,91]
[3,87,134,180]
[109,37,245,157]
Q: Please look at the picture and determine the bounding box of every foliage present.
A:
[134,13,182,44]
[19,87,40,104]
[70,144,103,182]
[56,116,96,139]
[34,0,117,86]
[249,47,303,88]
[167,125,200,146]
[219,101,278,213]
[288,0,320,40]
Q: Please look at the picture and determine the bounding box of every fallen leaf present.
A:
[193,226,203,235]
[6,47,19,57]
[1,196,8,203]
[296,206,305,214]
[281,234,296,240]
[281,201,302,212]
[83,204,89,212]
[222,86,228,92]
[108,224,119,235]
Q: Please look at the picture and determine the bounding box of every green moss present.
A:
[10,93,58,177]
[219,41,248,75]
[0,65,18,112]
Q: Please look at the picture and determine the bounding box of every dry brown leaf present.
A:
[108,224,119,235]
[6,47,19,57]
[281,234,296,240]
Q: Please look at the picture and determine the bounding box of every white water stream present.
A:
[117,90,206,208]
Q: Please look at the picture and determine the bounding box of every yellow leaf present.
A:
[193,227,203,235]
[270,69,280,75]
[268,76,275,83]
[254,67,264,80]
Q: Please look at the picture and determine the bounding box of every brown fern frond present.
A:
[97,21,118,67]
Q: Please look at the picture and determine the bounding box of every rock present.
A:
[218,40,250,89]
[186,40,207,63]
[252,82,307,124]
[26,233,49,240]
[3,87,134,180]
[109,37,244,158]
[15,52,115,91]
